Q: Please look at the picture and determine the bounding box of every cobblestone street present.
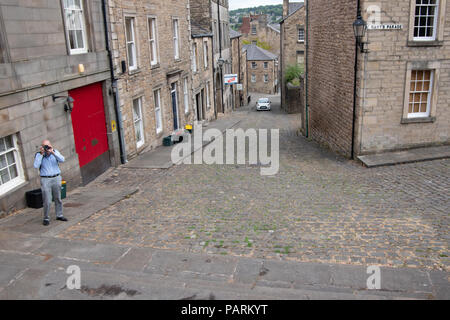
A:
[55,94,450,272]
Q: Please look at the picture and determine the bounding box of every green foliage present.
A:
[285,64,305,85]
[242,39,272,51]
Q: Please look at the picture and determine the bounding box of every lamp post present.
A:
[218,57,225,113]
[353,9,368,53]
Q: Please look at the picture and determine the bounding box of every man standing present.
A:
[33,140,68,226]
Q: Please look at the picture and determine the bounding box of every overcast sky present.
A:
[229,0,283,11]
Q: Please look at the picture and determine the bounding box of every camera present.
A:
[43,145,51,152]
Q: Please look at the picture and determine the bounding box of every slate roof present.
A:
[191,23,213,38]
[267,24,280,33]
[229,28,242,39]
[242,44,278,61]
[281,2,305,23]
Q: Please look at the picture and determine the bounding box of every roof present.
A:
[280,2,305,23]
[229,28,242,39]
[267,24,280,33]
[191,23,213,38]
[242,44,278,61]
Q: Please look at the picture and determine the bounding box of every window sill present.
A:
[151,63,160,70]
[0,179,28,199]
[401,116,436,124]
[128,68,141,76]
[407,40,443,47]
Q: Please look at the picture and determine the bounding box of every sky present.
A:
[229,0,283,11]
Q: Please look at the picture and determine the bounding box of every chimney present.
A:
[283,0,289,18]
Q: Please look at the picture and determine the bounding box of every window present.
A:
[264,62,268,69]
[0,134,25,196]
[252,40,257,45]
[132,98,144,148]
[251,62,257,69]
[408,70,433,118]
[62,0,88,54]
[154,89,162,134]
[251,74,256,82]
[264,74,269,83]
[125,17,137,70]
[203,41,209,69]
[173,19,180,59]
[192,43,197,72]
[148,17,159,65]
[251,25,257,35]
[183,78,189,114]
[298,28,305,42]
[413,0,439,41]
[206,81,211,109]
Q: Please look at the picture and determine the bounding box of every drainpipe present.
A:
[217,0,224,113]
[305,0,309,138]
[351,0,361,159]
[101,0,127,164]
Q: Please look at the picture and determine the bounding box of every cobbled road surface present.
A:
[58,93,449,271]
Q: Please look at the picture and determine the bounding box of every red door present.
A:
[69,83,110,183]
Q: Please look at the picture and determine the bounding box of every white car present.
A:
[256,98,271,111]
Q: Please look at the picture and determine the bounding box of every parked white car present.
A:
[256,98,271,111]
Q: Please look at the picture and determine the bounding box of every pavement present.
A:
[358,145,450,168]
[0,92,449,299]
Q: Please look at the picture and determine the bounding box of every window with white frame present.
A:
[125,17,137,70]
[264,62,268,69]
[206,81,211,109]
[192,43,197,72]
[62,0,88,54]
[408,69,434,118]
[132,98,145,148]
[173,19,180,59]
[264,74,269,83]
[0,134,25,196]
[413,0,439,41]
[251,62,257,69]
[251,74,256,82]
[154,89,163,134]
[183,78,189,114]
[298,28,305,42]
[203,41,209,69]
[148,17,159,65]
[251,25,257,35]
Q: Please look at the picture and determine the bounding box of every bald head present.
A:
[42,140,50,146]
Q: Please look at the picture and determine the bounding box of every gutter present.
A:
[101,0,127,164]
[305,0,309,138]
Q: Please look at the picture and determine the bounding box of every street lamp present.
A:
[52,95,75,113]
[353,10,368,53]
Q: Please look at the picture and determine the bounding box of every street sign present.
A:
[368,24,403,30]
[236,84,243,91]
[224,74,238,85]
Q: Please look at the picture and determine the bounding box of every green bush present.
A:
[285,64,304,84]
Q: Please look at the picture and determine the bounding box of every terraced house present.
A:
[108,0,195,159]
[307,0,450,157]
[0,0,121,213]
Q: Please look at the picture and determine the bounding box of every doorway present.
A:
[171,82,179,130]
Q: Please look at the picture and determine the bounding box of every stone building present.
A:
[280,1,305,111]
[239,14,281,55]
[0,0,121,213]
[190,0,233,115]
[108,0,195,160]
[230,28,248,108]
[307,0,450,157]
[191,24,215,122]
[244,44,278,95]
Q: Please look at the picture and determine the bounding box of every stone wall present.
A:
[280,6,305,111]
[248,59,277,95]
[109,0,194,160]
[355,0,450,154]
[307,0,357,157]
[0,0,118,213]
